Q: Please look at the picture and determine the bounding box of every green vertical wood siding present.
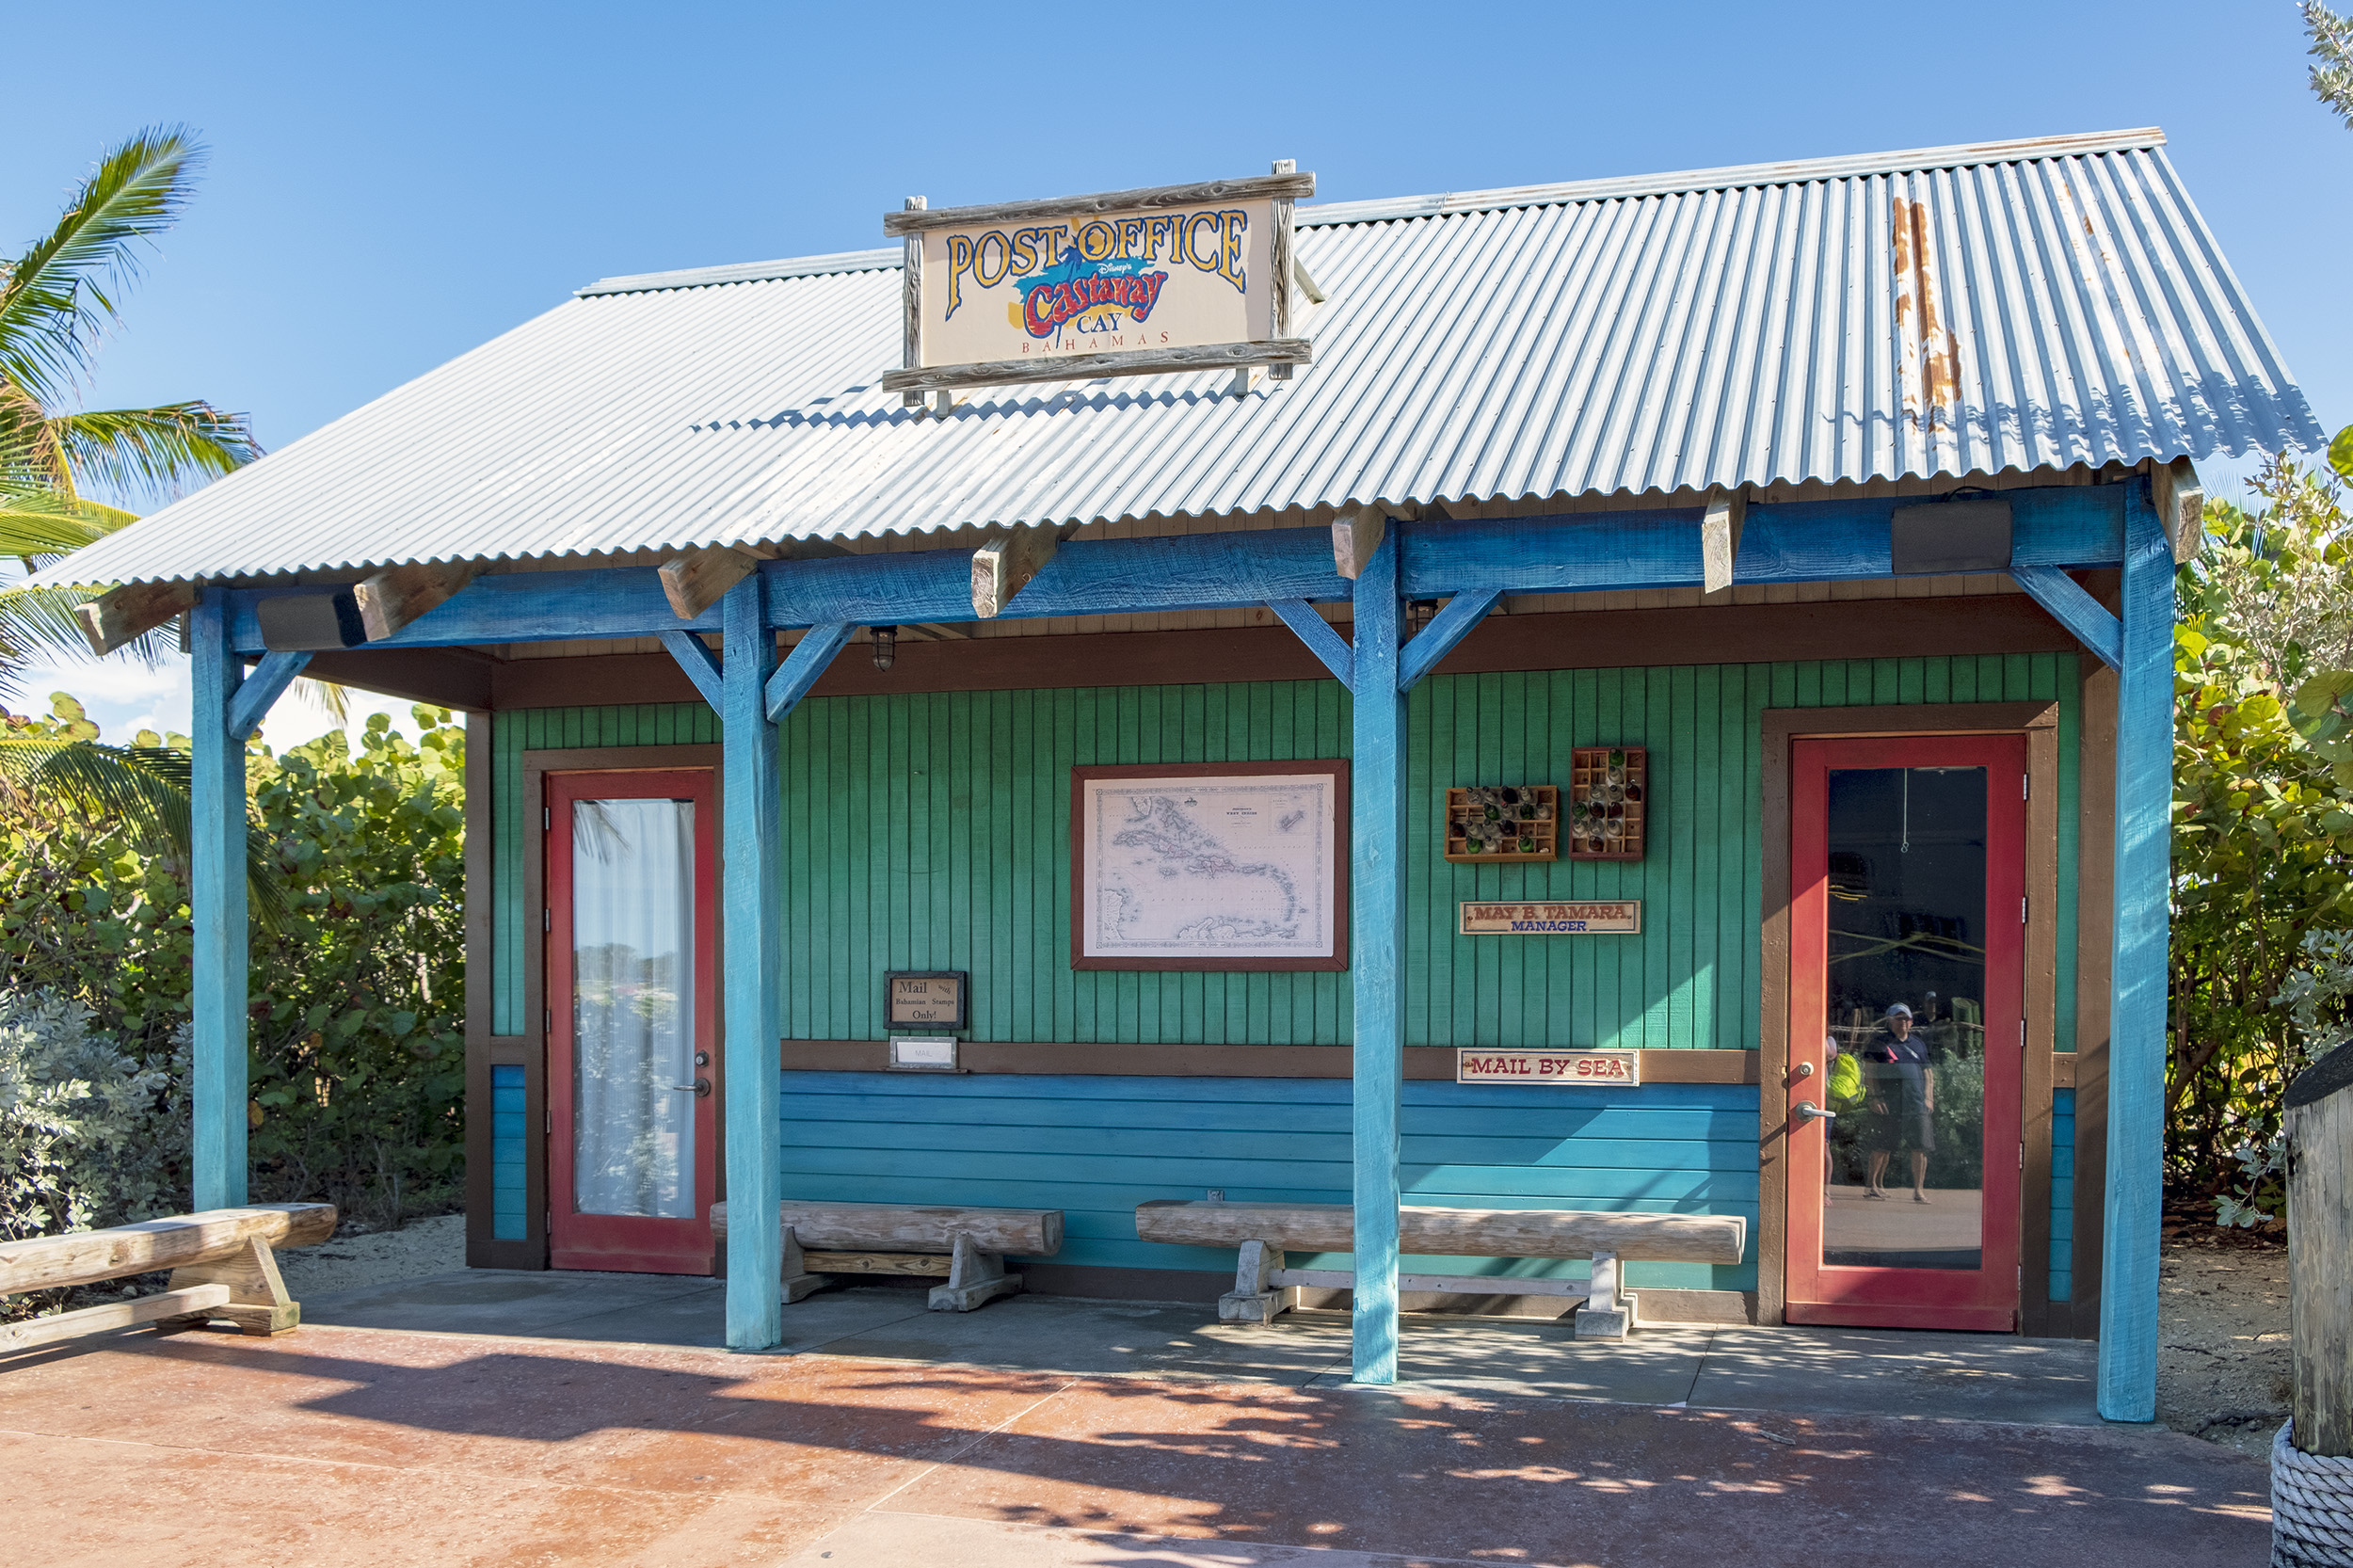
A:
[492,654,2079,1048]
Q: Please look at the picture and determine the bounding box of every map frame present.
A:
[1069,760,1351,972]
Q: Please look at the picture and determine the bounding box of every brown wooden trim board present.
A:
[2068,659,2119,1339]
[479,595,2089,711]
[782,1041,1761,1082]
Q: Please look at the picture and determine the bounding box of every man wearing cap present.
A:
[1862,1002,1936,1202]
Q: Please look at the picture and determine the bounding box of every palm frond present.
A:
[0,484,132,557]
[49,401,259,503]
[0,127,204,414]
[0,735,288,926]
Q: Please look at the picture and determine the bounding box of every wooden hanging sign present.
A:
[882,167,1316,396]
[1458,900,1641,936]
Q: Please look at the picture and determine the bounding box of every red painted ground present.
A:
[5,1324,2270,1566]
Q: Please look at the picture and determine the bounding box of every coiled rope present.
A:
[2274,1421,2353,1567]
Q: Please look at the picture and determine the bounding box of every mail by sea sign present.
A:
[1458,900,1641,936]
[1457,1049,1641,1087]
[881,168,1314,394]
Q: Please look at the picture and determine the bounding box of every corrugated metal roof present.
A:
[39,127,2325,587]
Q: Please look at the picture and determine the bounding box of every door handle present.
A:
[669,1078,712,1098]
[1792,1099,1835,1126]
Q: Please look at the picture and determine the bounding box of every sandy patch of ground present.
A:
[276,1211,466,1300]
[2157,1225,2291,1459]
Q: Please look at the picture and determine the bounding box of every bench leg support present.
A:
[928,1232,1021,1312]
[1220,1240,1290,1324]
[168,1237,299,1336]
[779,1224,825,1304]
[1574,1251,1635,1340]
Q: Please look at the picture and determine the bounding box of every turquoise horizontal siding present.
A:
[490,1064,527,1240]
[779,1072,1759,1290]
[2050,1088,2075,1301]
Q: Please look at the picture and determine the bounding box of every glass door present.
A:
[545,770,718,1273]
[1785,734,2025,1331]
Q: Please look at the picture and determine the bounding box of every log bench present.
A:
[710,1200,1063,1312]
[1135,1200,1746,1339]
[0,1203,339,1354]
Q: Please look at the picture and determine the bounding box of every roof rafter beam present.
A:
[74,580,197,658]
[355,560,479,643]
[971,523,1064,618]
[1701,488,1747,600]
[660,546,760,620]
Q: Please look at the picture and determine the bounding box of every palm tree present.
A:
[0,126,276,904]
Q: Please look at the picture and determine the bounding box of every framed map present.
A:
[1071,761,1349,971]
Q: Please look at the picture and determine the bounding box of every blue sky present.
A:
[7,1,2347,743]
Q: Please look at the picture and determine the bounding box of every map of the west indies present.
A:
[1080,774,1337,961]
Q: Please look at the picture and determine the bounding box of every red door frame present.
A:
[545,769,719,1274]
[1784,734,2025,1332]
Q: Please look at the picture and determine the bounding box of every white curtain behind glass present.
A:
[571,798,696,1218]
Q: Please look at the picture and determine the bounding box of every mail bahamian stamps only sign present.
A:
[1457,900,1641,936]
[1456,1049,1641,1086]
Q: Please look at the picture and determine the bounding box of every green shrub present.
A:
[0,701,466,1227]
[0,993,189,1243]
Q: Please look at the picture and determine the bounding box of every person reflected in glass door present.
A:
[1861,1002,1937,1202]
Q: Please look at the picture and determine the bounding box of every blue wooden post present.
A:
[189,588,248,1211]
[1351,532,1405,1384]
[721,575,784,1350]
[2099,477,2175,1420]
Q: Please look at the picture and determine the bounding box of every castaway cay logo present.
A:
[939,211,1250,344]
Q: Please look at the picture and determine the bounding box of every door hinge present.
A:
[544,806,552,831]
[2019,1144,2025,1170]
[543,906,551,933]
[545,1009,552,1034]
[2020,1019,2026,1048]
[2021,895,2028,923]
[2023,774,2030,800]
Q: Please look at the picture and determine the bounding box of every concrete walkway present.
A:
[5,1275,2272,1566]
[300,1268,2106,1425]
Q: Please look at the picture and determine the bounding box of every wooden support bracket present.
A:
[1702,488,1748,600]
[226,650,314,741]
[73,580,199,658]
[2010,565,2122,670]
[970,523,1063,619]
[657,630,725,708]
[1267,599,1354,690]
[1397,589,1502,693]
[354,561,480,643]
[659,546,759,619]
[2153,456,2205,563]
[166,1235,300,1336]
[926,1232,1022,1312]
